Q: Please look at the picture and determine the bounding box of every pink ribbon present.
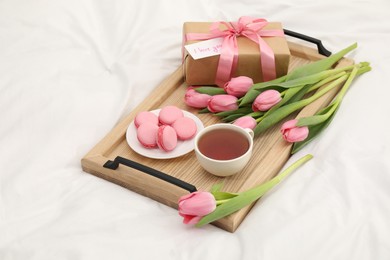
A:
[185,17,285,87]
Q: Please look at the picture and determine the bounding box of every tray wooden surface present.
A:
[81,42,353,232]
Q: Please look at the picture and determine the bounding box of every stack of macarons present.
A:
[135,105,197,152]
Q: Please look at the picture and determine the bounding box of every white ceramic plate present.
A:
[126,109,204,159]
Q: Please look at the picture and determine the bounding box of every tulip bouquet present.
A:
[185,43,371,153]
[180,43,370,228]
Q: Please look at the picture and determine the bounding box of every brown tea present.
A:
[197,129,249,160]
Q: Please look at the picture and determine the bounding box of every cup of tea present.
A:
[194,123,254,177]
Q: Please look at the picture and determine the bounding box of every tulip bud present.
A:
[207,94,238,113]
[280,119,309,142]
[184,87,212,108]
[233,116,257,130]
[252,89,282,111]
[178,191,216,225]
[223,76,254,97]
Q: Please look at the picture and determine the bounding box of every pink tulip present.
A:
[280,119,309,142]
[233,116,257,130]
[207,94,238,113]
[178,191,216,225]
[252,89,282,111]
[184,87,212,108]
[223,76,254,97]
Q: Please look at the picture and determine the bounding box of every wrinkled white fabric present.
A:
[1,0,390,259]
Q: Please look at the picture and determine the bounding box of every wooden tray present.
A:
[81,42,353,232]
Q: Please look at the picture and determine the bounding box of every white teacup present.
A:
[194,123,254,177]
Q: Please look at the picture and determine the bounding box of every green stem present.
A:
[274,154,313,182]
[274,66,353,90]
[307,71,347,93]
[356,62,371,75]
[296,63,369,128]
[298,74,348,107]
[334,65,359,103]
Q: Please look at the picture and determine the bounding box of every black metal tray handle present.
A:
[104,156,197,193]
[284,29,332,57]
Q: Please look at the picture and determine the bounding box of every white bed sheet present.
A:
[1,0,390,259]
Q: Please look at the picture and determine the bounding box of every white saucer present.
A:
[126,109,204,159]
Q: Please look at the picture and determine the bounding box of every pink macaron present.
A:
[158,105,184,125]
[134,111,159,128]
[172,117,197,140]
[136,123,159,148]
[156,125,177,152]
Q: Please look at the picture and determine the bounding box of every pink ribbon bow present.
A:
[185,17,285,87]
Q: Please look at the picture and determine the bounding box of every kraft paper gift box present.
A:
[182,20,291,86]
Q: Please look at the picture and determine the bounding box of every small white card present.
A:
[185,37,224,60]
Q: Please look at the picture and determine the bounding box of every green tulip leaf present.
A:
[195,86,226,95]
[239,89,261,106]
[286,43,357,80]
[292,107,339,154]
[222,114,247,122]
[212,191,238,201]
[296,103,336,127]
[198,108,210,114]
[196,154,313,227]
[210,182,224,193]
[216,107,253,117]
[275,70,338,89]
